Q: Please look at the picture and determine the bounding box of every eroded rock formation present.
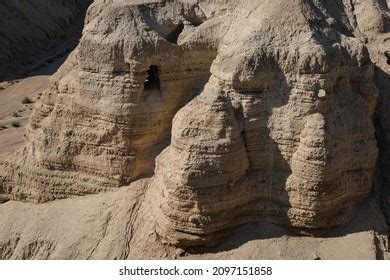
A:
[1,0,389,248]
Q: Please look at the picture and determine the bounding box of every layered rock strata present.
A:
[356,0,390,222]
[151,0,381,246]
[1,1,221,202]
[0,0,387,247]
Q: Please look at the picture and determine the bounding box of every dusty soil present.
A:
[0,50,70,162]
[0,76,47,160]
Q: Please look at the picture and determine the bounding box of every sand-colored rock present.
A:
[0,0,389,250]
[0,178,388,259]
[1,0,221,201]
[354,0,390,224]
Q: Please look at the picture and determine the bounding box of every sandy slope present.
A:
[0,76,47,120]
[0,76,48,161]
[0,45,73,162]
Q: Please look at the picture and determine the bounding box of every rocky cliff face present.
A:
[0,0,92,79]
[0,0,389,248]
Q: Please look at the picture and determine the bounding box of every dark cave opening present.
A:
[165,22,185,44]
[385,51,390,65]
[144,65,161,91]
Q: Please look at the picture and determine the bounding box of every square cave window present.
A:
[144,65,161,91]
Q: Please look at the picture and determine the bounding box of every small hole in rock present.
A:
[165,22,185,44]
[144,65,160,91]
[385,52,390,65]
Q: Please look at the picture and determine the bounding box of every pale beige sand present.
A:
[0,76,49,161]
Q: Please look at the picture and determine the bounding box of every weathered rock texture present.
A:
[0,0,389,248]
[0,0,92,79]
[1,179,388,259]
[360,0,390,224]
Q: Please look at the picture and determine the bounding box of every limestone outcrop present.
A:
[1,0,389,247]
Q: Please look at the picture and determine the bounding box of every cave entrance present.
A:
[144,65,161,91]
[165,22,185,44]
